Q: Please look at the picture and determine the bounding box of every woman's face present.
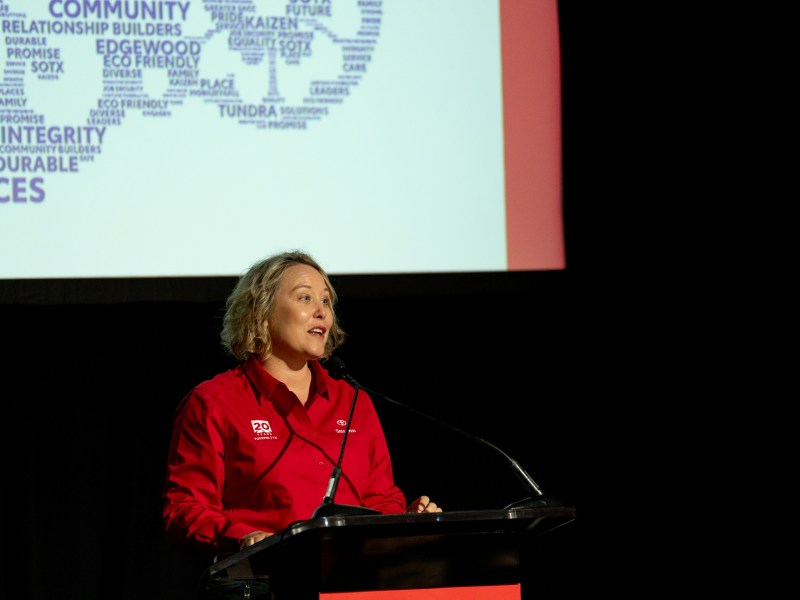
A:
[267,264,333,364]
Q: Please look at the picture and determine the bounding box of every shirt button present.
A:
[318,461,325,466]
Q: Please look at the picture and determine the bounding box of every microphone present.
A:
[323,355,356,386]
[326,356,561,510]
[310,358,381,519]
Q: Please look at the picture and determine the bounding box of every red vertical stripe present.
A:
[501,0,565,270]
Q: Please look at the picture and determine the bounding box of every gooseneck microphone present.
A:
[311,360,381,519]
[324,356,561,509]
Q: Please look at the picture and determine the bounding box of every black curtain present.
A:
[0,280,580,599]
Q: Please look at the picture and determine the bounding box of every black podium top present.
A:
[207,506,576,593]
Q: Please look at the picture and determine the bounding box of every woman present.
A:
[162,250,440,599]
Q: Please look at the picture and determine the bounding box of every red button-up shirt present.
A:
[163,357,406,553]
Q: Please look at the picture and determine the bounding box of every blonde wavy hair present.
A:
[221,250,346,361]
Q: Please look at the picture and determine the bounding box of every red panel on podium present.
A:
[322,584,520,600]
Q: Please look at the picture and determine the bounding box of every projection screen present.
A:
[0,0,563,279]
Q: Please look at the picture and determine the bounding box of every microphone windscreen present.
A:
[325,357,347,380]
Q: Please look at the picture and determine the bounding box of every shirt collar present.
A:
[243,356,331,403]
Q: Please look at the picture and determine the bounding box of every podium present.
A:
[206,506,576,599]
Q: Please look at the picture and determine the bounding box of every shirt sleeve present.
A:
[357,395,408,514]
[162,387,255,553]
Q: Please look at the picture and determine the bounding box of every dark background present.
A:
[0,3,605,598]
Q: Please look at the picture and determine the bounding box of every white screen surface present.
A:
[0,0,562,279]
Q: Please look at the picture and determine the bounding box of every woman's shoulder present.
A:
[192,363,249,399]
